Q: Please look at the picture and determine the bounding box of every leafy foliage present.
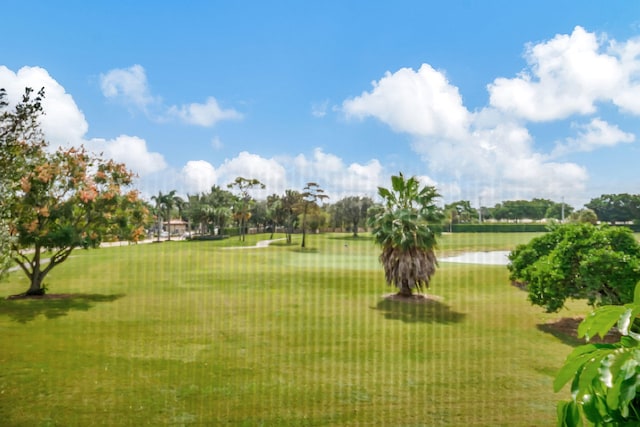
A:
[508,223,640,312]
[331,196,374,237]
[185,186,235,236]
[368,173,443,296]
[586,193,640,224]
[444,200,478,224]
[556,283,640,426]
[300,182,328,248]
[0,87,47,279]
[490,198,573,222]
[227,177,265,242]
[1,87,149,295]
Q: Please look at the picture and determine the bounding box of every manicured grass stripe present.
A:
[1,233,586,425]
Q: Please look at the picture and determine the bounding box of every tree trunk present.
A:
[301,206,308,248]
[398,281,412,297]
[25,246,46,295]
[27,273,46,295]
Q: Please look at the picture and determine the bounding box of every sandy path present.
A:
[439,251,510,265]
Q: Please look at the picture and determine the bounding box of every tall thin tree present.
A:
[300,182,329,248]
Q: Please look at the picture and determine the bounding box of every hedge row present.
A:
[445,223,550,233]
[439,223,640,233]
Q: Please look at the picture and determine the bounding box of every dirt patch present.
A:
[540,316,621,344]
[7,293,78,300]
[382,293,443,304]
[510,280,527,291]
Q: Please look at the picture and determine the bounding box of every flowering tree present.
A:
[0,87,46,279]
[1,87,148,296]
[8,146,148,296]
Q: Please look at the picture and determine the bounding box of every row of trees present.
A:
[148,188,640,244]
[445,198,573,224]
[442,195,640,225]
[585,193,640,224]
[152,192,616,240]
[154,185,375,242]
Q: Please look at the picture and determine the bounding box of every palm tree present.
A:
[151,191,165,242]
[227,177,265,242]
[150,190,179,241]
[368,173,443,297]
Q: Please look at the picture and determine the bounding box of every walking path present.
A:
[223,238,286,250]
[439,251,510,265]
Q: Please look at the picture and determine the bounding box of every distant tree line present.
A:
[146,190,640,240]
[442,198,572,224]
[148,181,374,246]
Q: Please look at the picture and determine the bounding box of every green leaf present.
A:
[602,348,639,409]
[556,400,583,427]
[578,305,626,340]
[554,344,602,392]
[377,187,392,201]
[618,305,640,339]
[634,282,640,304]
[390,174,405,193]
[576,352,610,402]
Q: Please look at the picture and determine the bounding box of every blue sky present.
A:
[1,1,639,209]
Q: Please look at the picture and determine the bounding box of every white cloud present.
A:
[292,148,384,198]
[0,65,88,147]
[311,100,329,118]
[342,63,471,140]
[170,149,387,201]
[337,27,640,204]
[340,56,593,203]
[488,26,626,121]
[181,160,218,193]
[90,135,167,176]
[0,66,167,179]
[552,118,635,157]
[216,151,288,198]
[100,64,157,110]
[611,38,640,114]
[211,136,223,150]
[100,65,242,127]
[167,97,242,127]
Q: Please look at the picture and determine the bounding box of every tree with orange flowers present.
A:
[1,88,148,296]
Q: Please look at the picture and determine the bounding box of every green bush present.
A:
[508,224,640,312]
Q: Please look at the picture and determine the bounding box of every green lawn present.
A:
[1,232,587,426]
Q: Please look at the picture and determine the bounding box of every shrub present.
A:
[508,224,640,312]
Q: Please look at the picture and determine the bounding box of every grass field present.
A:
[1,232,588,426]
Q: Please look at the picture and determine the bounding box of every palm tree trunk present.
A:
[398,280,413,297]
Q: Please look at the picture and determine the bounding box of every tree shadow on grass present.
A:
[328,235,374,242]
[537,317,620,347]
[0,294,125,324]
[290,247,319,254]
[373,297,466,324]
